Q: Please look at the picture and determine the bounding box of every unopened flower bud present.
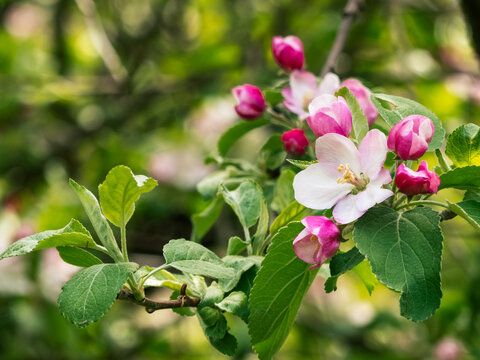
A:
[387,115,435,160]
[293,216,340,269]
[232,84,266,120]
[395,161,440,196]
[272,36,305,71]
[281,129,309,156]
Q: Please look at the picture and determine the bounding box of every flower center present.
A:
[310,235,321,251]
[336,163,368,191]
[302,90,314,109]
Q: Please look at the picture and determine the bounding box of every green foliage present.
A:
[57,246,102,267]
[219,255,263,292]
[217,118,269,157]
[447,200,480,231]
[249,222,317,359]
[98,165,157,228]
[163,239,235,279]
[329,247,365,277]
[354,206,443,321]
[221,180,262,230]
[445,123,480,167]
[352,260,379,295]
[227,236,249,255]
[0,219,95,260]
[264,90,284,105]
[134,266,185,292]
[259,134,286,170]
[286,159,317,169]
[69,180,124,262]
[58,262,138,327]
[271,168,296,212]
[191,196,224,243]
[336,86,369,141]
[439,166,480,191]
[216,292,248,321]
[196,170,233,200]
[269,201,310,236]
[372,94,445,151]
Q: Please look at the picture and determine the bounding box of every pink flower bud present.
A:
[272,36,305,71]
[281,129,309,156]
[293,216,341,269]
[387,115,435,160]
[395,161,440,196]
[232,84,266,120]
[306,94,352,137]
[340,78,378,126]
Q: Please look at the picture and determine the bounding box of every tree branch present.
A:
[460,0,480,66]
[117,283,200,313]
[321,0,364,77]
[440,209,457,222]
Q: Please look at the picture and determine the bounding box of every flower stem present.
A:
[435,149,450,173]
[395,200,450,211]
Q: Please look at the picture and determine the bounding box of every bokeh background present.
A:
[0,0,479,359]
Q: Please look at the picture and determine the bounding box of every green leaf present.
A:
[221,180,262,229]
[219,255,262,292]
[207,331,237,356]
[447,200,480,231]
[0,219,96,261]
[218,118,269,157]
[445,123,480,167]
[269,201,310,236]
[354,206,443,321]
[163,239,235,279]
[439,166,480,191]
[197,170,232,200]
[324,277,338,293]
[191,196,224,243]
[199,282,225,308]
[352,260,379,295]
[336,86,369,142]
[464,190,480,202]
[373,94,445,151]
[216,291,247,320]
[98,165,157,228]
[271,168,295,213]
[69,179,123,262]
[227,236,249,255]
[57,246,102,267]
[249,222,317,359]
[329,247,365,277]
[252,194,269,254]
[58,262,138,327]
[259,134,286,170]
[370,95,402,128]
[286,159,317,170]
[264,90,284,105]
[134,266,184,292]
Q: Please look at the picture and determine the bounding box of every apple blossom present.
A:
[272,36,305,71]
[281,129,309,156]
[340,78,378,125]
[307,94,352,137]
[395,161,440,196]
[232,84,266,120]
[293,130,394,224]
[282,71,340,120]
[387,115,435,160]
[293,216,340,269]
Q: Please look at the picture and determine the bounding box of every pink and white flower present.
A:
[306,94,352,137]
[282,71,340,120]
[340,78,378,126]
[272,36,305,71]
[232,84,266,120]
[387,115,435,160]
[395,161,440,196]
[293,216,340,269]
[293,130,394,224]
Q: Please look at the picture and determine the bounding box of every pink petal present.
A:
[358,129,388,178]
[308,94,337,115]
[293,163,353,210]
[307,112,347,137]
[332,194,366,224]
[293,229,317,264]
[315,133,361,178]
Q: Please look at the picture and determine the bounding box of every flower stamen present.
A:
[336,163,368,190]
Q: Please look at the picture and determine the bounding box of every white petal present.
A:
[332,195,366,224]
[318,72,340,95]
[315,133,361,177]
[358,129,388,178]
[370,168,392,186]
[357,186,394,212]
[290,70,317,106]
[308,94,337,115]
[293,164,353,210]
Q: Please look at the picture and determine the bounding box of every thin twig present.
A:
[321,0,364,77]
[117,283,200,313]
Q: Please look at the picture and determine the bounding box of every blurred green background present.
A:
[0,0,479,359]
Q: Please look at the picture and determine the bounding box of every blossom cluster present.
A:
[231,35,441,269]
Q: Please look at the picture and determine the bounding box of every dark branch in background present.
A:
[460,0,480,66]
[321,0,364,77]
[440,209,457,222]
[117,283,200,313]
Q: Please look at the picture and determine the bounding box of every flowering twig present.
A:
[117,283,200,313]
[321,0,364,77]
